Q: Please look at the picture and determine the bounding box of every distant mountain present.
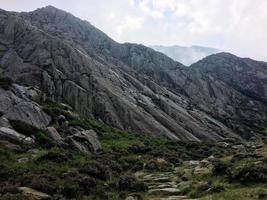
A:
[150,45,221,66]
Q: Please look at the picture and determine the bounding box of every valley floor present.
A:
[0,100,267,200]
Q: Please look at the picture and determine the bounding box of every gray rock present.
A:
[65,129,102,154]
[148,188,181,195]
[0,127,34,145]
[0,116,11,128]
[18,187,51,200]
[232,144,246,153]
[0,7,265,142]
[46,127,62,141]
[0,86,51,129]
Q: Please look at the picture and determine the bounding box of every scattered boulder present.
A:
[46,127,62,142]
[148,188,180,195]
[184,160,199,166]
[65,129,102,154]
[232,144,246,154]
[0,127,34,145]
[217,142,229,148]
[18,187,51,200]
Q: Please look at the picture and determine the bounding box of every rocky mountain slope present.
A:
[0,6,267,142]
[150,45,221,66]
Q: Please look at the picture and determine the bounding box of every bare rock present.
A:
[65,129,102,154]
[18,187,51,200]
[0,86,51,129]
[0,127,34,145]
[46,127,62,141]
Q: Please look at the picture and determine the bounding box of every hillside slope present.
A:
[0,6,266,141]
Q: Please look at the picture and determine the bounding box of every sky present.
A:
[1,0,267,61]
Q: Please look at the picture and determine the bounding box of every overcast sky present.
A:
[1,0,267,61]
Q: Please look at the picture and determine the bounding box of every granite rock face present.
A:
[0,6,266,141]
[0,85,51,128]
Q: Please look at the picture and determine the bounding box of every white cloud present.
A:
[139,0,164,18]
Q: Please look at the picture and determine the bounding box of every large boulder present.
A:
[0,127,34,145]
[65,129,102,154]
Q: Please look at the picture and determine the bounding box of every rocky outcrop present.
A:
[0,6,266,141]
[0,85,51,128]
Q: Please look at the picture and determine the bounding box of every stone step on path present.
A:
[138,171,198,200]
[160,196,198,200]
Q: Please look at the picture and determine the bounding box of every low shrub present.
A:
[36,148,69,163]
[118,175,148,192]
[228,163,267,184]
[9,120,39,137]
[78,161,111,181]
[212,159,229,175]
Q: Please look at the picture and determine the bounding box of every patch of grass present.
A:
[200,184,267,200]
[69,118,170,151]
[42,100,75,122]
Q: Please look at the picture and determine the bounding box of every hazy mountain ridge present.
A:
[0,6,266,142]
[151,45,221,66]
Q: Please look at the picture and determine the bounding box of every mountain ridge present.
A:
[0,6,266,141]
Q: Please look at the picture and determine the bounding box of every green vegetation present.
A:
[1,100,267,199]
[9,120,54,148]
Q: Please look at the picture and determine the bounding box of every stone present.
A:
[199,159,210,168]
[148,188,181,195]
[125,196,139,200]
[217,142,229,148]
[65,129,102,154]
[0,127,34,145]
[18,187,51,200]
[184,160,199,166]
[0,140,22,151]
[46,127,62,141]
[232,144,246,153]
[0,116,11,128]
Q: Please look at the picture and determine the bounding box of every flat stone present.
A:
[0,127,34,145]
[18,187,51,200]
[148,188,181,195]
